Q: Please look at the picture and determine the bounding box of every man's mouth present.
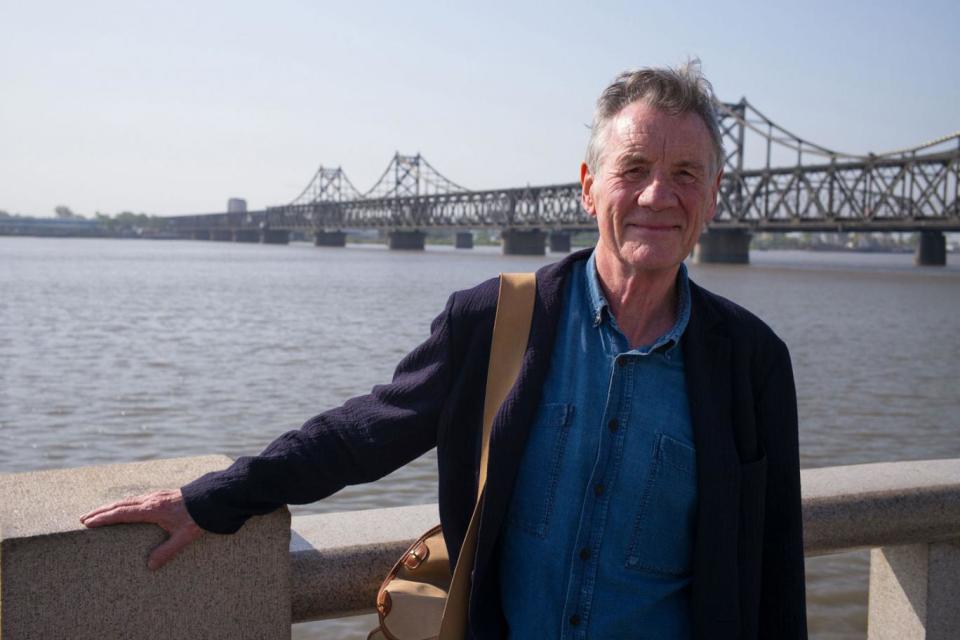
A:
[625,222,680,232]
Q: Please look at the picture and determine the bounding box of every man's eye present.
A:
[676,171,697,183]
[622,166,647,179]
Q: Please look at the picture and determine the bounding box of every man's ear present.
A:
[704,168,722,223]
[580,162,596,216]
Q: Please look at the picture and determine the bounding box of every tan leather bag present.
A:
[368,273,536,640]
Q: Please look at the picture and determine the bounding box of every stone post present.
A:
[868,542,960,639]
[0,456,291,640]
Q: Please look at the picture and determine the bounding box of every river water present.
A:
[2,237,958,639]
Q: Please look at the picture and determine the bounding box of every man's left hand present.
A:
[80,489,203,570]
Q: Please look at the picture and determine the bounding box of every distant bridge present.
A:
[166,99,959,264]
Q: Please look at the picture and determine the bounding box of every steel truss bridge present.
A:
[170,99,960,235]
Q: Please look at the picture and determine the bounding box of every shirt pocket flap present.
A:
[659,432,696,474]
[538,402,574,428]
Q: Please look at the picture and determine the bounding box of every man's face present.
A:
[581,100,721,274]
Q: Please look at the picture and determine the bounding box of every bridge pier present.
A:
[915,230,947,266]
[549,231,572,253]
[314,230,347,247]
[501,229,546,256]
[192,230,211,241]
[261,229,289,245]
[455,231,474,249]
[211,230,232,242]
[388,230,426,251]
[695,228,751,264]
[233,229,259,243]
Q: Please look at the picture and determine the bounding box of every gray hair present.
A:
[584,60,724,175]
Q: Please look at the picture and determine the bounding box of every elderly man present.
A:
[82,62,806,639]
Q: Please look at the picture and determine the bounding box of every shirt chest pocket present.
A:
[625,432,698,577]
[505,402,575,539]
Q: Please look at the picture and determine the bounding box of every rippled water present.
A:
[2,237,958,639]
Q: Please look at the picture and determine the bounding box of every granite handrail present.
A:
[290,458,960,622]
[2,456,958,638]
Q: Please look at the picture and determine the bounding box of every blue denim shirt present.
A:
[499,251,697,639]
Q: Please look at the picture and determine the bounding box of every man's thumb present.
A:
[148,527,200,571]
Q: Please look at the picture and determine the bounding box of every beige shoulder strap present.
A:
[438,272,536,640]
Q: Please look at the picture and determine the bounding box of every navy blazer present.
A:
[183,248,807,639]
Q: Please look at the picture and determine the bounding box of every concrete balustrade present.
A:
[0,456,291,639]
[290,504,438,621]
[802,459,960,555]
[801,460,960,639]
[2,458,959,638]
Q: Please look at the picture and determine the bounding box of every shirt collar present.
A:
[585,249,692,352]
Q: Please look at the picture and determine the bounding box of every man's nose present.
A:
[636,173,678,211]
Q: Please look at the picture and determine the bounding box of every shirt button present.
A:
[579,547,590,561]
[608,418,619,432]
[594,483,605,496]
[570,614,581,626]
[617,358,627,368]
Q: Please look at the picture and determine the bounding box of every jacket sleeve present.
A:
[181,292,457,534]
[756,338,808,638]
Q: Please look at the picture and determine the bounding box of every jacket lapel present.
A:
[683,281,742,636]
[472,250,586,584]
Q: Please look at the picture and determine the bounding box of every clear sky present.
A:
[2,0,958,217]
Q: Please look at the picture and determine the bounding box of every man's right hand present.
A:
[80,489,203,571]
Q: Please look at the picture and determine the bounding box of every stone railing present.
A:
[2,456,958,639]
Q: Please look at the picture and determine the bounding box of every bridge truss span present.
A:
[173,98,959,235]
[717,149,960,232]
[277,182,589,230]
[273,156,959,234]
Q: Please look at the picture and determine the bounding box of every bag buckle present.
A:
[403,540,430,570]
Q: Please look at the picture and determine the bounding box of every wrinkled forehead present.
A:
[606,102,715,167]
[614,105,710,149]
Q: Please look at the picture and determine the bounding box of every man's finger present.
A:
[80,495,148,523]
[81,505,159,528]
[147,527,202,571]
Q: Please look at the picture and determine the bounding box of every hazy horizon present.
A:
[2,1,958,218]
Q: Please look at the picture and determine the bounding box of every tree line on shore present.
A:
[0,205,169,234]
